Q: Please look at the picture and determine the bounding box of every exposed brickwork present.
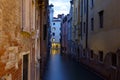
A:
[0,0,49,80]
[0,0,26,79]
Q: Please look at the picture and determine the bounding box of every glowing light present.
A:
[51,49,60,56]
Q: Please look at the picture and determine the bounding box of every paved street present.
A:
[43,52,104,80]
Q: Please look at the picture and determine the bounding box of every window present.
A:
[75,8,78,20]
[84,22,86,33]
[81,0,84,17]
[23,54,28,80]
[90,50,94,59]
[91,18,94,31]
[80,22,83,39]
[90,0,94,8]
[53,23,55,25]
[83,49,86,57]
[112,54,117,67]
[32,0,34,6]
[99,51,103,62]
[52,27,56,31]
[56,45,58,48]
[84,0,86,14]
[52,38,55,42]
[43,24,47,40]
[52,33,55,36]
[80,0,83,17]
[99,11,104,28]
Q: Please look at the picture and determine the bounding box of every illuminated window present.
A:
[52,38,55,42]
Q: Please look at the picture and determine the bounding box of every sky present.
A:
[49,0,70,17]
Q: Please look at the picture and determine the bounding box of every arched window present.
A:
[52,38,55,42]
[52,27,56,31]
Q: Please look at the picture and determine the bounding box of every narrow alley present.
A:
[43,49,104,80]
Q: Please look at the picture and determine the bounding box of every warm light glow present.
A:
[51,43,61,49]
[51,49,60,56]
[51,43,61,55]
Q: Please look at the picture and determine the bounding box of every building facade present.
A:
[75,0,120,80]
[51,17,61,49]
[0,0,49,80]
[38,0,49,79]
[86,0,120,79]
[65,0,74,57]
[49,5,62,50]
[0,0,23,79]
[61,0,120,80]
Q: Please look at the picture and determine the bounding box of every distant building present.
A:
[51,17,61,49]
[49,5,63,49]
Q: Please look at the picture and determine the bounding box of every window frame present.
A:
[91,18,94,31]
[99,10,104,28]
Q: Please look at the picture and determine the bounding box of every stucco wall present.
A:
[51,20,61,43]
[0,0,31,79]
[88,0,120,54]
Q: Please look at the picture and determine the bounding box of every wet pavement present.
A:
[43,52,104,80]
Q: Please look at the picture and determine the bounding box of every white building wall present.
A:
[49,4,61,45]
[51,20,61,43]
